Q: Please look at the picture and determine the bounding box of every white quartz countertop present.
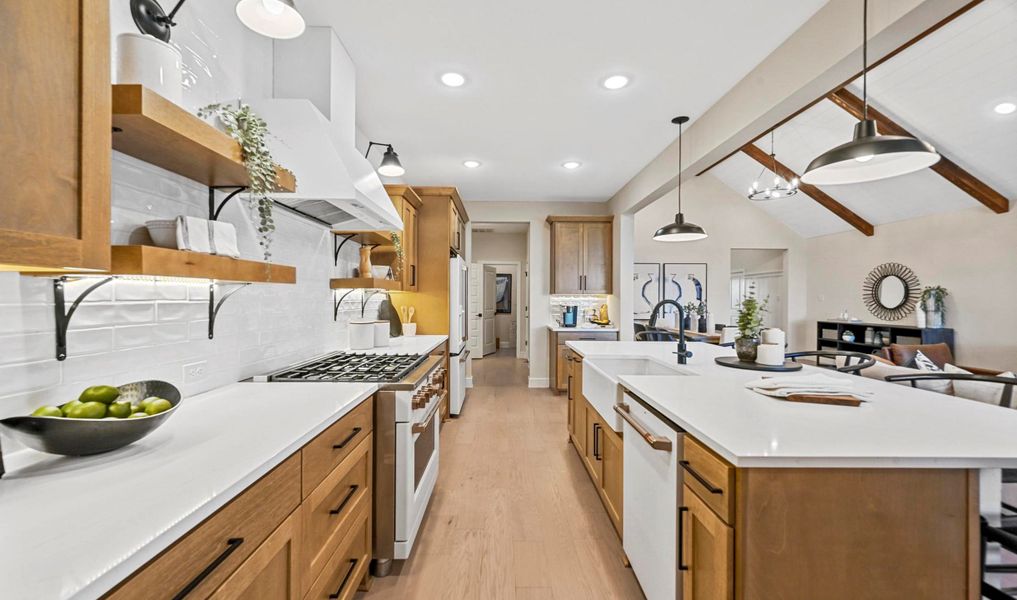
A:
[341,334,447,355]
[567,340,1017,469]
[548,324,620,332]
[0,381,377,600]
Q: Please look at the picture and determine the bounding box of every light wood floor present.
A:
[359,349,644,599]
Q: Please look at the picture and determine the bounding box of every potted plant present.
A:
[682,301,698,331]
[697,301,709,333]
[735,296,768,362]
[919,286,949,329]
[199,103,289,261]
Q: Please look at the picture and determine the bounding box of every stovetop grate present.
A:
[268,352,427,383]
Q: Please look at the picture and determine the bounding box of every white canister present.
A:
[402,323,417,337]
[756,343,785,366]
[761,328,786,348]
[348,319,375,350]
[374,321,390,347]
[116,33,183,105]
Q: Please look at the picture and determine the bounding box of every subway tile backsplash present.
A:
[0,152,384,433]
[549,294,610,325]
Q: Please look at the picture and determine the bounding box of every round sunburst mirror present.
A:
[862,262,920,321]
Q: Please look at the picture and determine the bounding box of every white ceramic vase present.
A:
[116,33,183,105]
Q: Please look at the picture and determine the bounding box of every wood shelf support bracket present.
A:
[54,276,115,361]
[208,282,251,339]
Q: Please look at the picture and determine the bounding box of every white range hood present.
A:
[246,27,402,231]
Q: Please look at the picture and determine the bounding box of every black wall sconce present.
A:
[365,142,406,177]
[131,0,190,42]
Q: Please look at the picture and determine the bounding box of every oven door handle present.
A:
[412,395,442,434]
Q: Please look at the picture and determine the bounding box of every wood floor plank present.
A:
[357,350,643,599]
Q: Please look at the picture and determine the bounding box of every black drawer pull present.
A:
[678,507,689,571]
[172,537,244,600]
[333,427,362,450]
[329,485,360,516]
[679,460,723,494]
[328,558,359,599]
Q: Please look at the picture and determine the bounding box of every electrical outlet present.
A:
[183,361,208,384]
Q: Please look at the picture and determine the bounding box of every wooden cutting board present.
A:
[784,393,865,407]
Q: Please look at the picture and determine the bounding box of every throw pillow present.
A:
[861,360,953,395]
[944,364,1017,407]
[913,350,942,372]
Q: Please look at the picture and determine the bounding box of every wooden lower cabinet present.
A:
[105,399,374,600]
[566,349,623,536]
[681,484,734,600]
[210,509,303,600]
[676,433,978,600]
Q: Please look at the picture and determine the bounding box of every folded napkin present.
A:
[745,374,873,400]
[174,216,240,258]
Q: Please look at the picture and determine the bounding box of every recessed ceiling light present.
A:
[602,75,630,90]
[994,102,1016,115]
[463,160,481,169]
[441,72,466,87]
[562,161,582,170]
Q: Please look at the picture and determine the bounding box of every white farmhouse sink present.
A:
[582,356,694,432]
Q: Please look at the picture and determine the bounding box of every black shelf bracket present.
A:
[333,233,357,266]
[208,282,251,339]
[54,276,115,361]
[208,185,247,221]
[333,288,382,321]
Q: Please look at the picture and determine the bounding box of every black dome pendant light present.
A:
[653,116,708,242]
[801,0,939,185]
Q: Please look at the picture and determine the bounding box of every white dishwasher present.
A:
[617,390,684,600]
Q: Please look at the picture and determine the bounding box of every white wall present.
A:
[806,205,1017,370]
[0,4,376,432]
[731,249,786,275]
[634,175,808,348]
[465,201,612,386]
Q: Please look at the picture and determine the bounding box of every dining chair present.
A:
[785,350,877,375]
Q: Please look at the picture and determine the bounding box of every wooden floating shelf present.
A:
[330,277,402,291]
[110,246,296,283]
[111,85,296,192]
[331,231,394,246]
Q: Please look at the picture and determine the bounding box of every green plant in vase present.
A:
[198,102,290,261]
[735,296,769,362]
[682,301,698,330]
[919,285,949,328]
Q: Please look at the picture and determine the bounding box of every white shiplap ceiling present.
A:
[709,0,1017,238]
[302,0,828,202]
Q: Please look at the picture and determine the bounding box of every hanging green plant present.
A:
[198,102,288,260]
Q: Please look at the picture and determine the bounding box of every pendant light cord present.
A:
[862,0,868,120]
[677,119,683,215]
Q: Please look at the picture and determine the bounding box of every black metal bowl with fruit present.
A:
[0,381,182,456]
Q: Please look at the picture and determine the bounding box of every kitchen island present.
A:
[566,340,1017,600]
[0,381,377,600]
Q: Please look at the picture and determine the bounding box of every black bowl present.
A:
[0,381,182,456]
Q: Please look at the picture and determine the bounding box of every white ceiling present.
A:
[303,0,828,202]
[709,0,1017,238]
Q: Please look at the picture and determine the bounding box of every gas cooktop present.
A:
[265,352,427,383]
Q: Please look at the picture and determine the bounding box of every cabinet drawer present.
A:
[681,436,735,524]
[302,397,373,497]
[305,504,371,600]
[106,454,301,600]
[556,330,618,343]
[301,433,372,596]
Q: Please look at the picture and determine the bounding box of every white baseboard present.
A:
[528,377,549,388]
[465,377,474,388]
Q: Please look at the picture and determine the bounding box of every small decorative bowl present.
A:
[0,381,182,456]
[145,219,178,249]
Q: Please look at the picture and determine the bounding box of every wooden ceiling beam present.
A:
[741,144,874,236]
[828,88,1009,214]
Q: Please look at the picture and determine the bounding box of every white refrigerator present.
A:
[448,256,469,415]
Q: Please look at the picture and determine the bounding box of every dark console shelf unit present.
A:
[816,320,954,356]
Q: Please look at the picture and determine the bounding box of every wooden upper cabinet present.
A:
[414,186,469,256]
[383,185,421,293]
[0,0,111,272]
[548,217,613,294]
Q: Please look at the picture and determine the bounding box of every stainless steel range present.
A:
[256,351,445,577]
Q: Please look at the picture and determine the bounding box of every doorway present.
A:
[730,249,788,331]
[470,223,530,362]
